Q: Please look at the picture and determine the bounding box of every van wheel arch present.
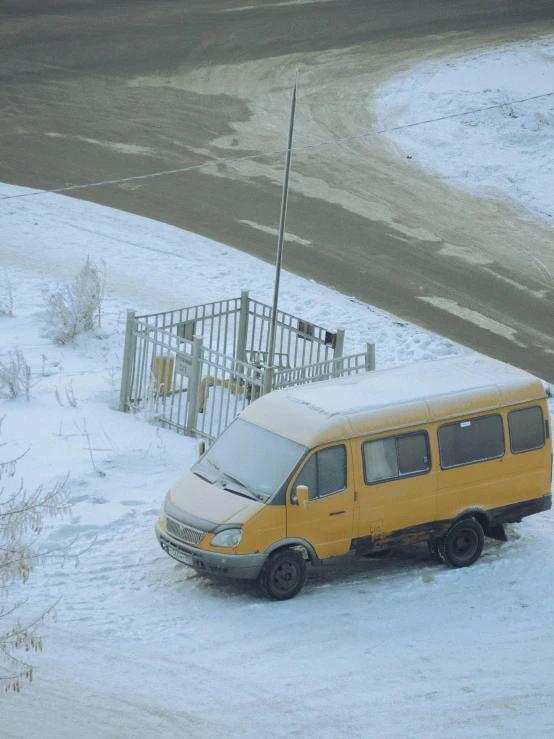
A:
[458,509,490,535]
[456,509,507,542]
[265,538,320,566]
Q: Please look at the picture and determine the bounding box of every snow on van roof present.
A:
[280,354,542,417]
[242,354,546,447]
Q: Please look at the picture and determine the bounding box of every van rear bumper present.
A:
[155,522,266,580]
[488,493,552,526]
[540,493,552,512]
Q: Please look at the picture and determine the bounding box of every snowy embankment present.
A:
[374,37,554,229]
[3,35,554,736]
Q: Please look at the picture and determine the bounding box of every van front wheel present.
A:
[438,518,484,568]
[259,549,307,600]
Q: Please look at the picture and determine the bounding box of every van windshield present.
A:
[193,419,306,502]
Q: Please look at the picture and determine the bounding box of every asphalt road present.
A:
[2,0,554,379]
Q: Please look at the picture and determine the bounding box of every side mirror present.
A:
[198,441,205,457]
[296,485,310,510]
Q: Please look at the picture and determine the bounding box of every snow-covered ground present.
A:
[3,35,554,739]
[374,36,554,228]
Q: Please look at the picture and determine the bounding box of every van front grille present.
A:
[165,516,204,546]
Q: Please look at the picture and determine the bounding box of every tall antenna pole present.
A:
[265,69,298,393]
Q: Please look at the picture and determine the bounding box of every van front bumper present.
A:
[155,522,266,580]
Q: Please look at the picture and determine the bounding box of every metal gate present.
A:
[119,291,375,441]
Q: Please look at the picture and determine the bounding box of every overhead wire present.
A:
[0,89,553,202]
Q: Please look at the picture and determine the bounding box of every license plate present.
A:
[167,546,194,567]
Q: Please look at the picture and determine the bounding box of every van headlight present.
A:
[210,528,242,548]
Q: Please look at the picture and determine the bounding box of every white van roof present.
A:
[241,354,547,447]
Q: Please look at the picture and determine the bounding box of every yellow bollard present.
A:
[198,376,245,413]
[153,356,175,394]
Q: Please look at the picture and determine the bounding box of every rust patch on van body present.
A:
[350,494,551,556]
[351,520,447,555]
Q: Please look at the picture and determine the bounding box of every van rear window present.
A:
[508,406,545,453]
[438,414,504,469]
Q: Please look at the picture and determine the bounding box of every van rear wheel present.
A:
[438,518,484,568]
[259,549,307,600]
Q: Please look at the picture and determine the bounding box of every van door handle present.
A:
[329,510,346,516]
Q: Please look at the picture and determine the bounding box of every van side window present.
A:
[295,446,347,500]
[363,432,430,484]
[438,414,504,469]
[318,446,347,497]
[295,455,317,498]
[508,406,545,453]
[397,433,430,475]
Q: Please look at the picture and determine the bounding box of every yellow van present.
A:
[156,354,552,599]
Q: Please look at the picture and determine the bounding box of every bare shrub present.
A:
[64,382,77,408]
[42,258,106,344]
[0,348,31,401]
[128,372,163,425]
[0,418,72,692]
[74,418,105,477]
[0,273,13,317]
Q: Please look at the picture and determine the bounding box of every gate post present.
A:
[263,365,274,396]
[236,290,249,363]
[184,335,204,437]
[333,327,345,359]
[366,342,376,371]
[119,309,136,412]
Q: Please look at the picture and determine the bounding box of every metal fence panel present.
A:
[126,318,196,434]
[120,293,373,442]
[273,352,371,389]
[193,346,264,441]
[245,298,340,368]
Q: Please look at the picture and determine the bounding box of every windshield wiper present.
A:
[204,457,220,473]
[222,472,264,502]
[223,485,258,501]
[203,458,264,501]
[193,471,214,484]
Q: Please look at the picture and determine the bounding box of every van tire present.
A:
[438,518,485,568]
[258,549,307,600]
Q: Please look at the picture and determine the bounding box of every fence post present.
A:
[263,365,274,395]
[366,342,376,371]
[236,290,249,363]
[333,327,345,359]
[184,335,204,437]
[119,309,136,412]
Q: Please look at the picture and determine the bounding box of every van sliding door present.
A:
[353,429,438,546]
